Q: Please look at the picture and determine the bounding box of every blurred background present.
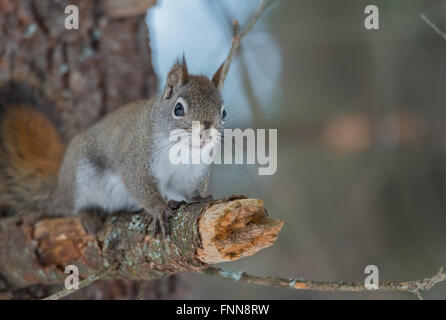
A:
[1,0,446,299]
[150,0,446,299]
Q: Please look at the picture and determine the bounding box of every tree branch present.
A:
[201,266,446,299]
[217,0,274,90]
[43,263,118,300]
[421,14,446,40]
[0,196,283,290]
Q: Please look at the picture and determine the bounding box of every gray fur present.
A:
[56,59,224,232]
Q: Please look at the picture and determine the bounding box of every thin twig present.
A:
[421,14,446,40]
[414,290,424,300]
[218,0,274,90]
[200,266,446,299]
[43,263,119,300]
[239,43,266,126]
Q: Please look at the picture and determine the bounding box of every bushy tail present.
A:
[0,82,65,217]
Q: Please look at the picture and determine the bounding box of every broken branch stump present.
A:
[0,195,283,288]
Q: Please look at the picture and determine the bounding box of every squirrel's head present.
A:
[156,56,225,151]
[159,57,225,130]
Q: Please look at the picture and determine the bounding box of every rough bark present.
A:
[0,196,283,289]
[0,0,157,138]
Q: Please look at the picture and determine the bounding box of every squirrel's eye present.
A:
[222,109,227,120]
[173,103,185,118]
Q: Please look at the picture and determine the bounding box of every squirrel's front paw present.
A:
[153,204,175,237]
[166,199,184,211]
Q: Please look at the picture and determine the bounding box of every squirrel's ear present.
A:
[211,62,224,90]
[164,56,189,99]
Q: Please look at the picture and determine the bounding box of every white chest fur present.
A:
[74,158,141,213]
[151,152,208,202]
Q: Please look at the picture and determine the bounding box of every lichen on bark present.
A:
[0,195,283,290]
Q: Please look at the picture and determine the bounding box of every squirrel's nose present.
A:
[203,121,211,130]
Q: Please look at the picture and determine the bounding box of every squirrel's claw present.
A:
[153,204,176,237]
[166,199,184,211]
[153,215,167,237]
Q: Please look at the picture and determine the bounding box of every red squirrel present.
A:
[0,57,226,236]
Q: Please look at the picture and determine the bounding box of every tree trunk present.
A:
[0,0,158,299]
[0,0,157,138]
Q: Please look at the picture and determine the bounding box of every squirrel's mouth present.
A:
[192,136,214,149]
[185,125,219,150]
